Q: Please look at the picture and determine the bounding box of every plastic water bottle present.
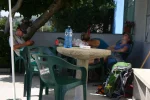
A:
[64,26,73,48]
[68,26,73,48]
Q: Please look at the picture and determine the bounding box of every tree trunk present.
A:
[4,0,23,34]
[24,0,63,40]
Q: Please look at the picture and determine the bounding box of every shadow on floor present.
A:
[0,73,41,88]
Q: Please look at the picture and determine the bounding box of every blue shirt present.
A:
[91,38,109,49]
[114,43,130,51]
[114,43,131,60]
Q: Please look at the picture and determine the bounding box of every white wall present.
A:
[134,0,147,42]
[31,32,122,47]
[129,0,150,68]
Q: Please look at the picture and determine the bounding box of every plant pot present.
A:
[124,26,131,33]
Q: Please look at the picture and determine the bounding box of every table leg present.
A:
[74,59,88,100]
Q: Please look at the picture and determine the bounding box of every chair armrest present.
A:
[52,65,87,82]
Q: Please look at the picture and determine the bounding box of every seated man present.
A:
[10,25,34,56]
[81,33,109,49]
[10,25,54,56]
[81,33,109,64]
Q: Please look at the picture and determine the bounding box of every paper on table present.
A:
[79,45,91,49]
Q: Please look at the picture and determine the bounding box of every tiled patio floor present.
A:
[0,74,128,100]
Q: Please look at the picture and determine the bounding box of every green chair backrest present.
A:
[49,46,57,55]
[34,54,80,85]
[57,37,64,45]
[20,46,47,69]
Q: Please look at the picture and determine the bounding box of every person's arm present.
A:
[107,45,115,50]
[13,43,26,50]
[13,40,34,50]
[88,40,100,48]
[112,46,128,53]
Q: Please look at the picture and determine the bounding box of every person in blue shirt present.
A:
[81,33,109,49]
[107,33,132,61]
[104,33,132,73]
[81,32,132,64]
[81,33,109,64]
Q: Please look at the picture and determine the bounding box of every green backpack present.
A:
[104,62,132,97]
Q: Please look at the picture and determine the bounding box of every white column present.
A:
[8,0,16,99]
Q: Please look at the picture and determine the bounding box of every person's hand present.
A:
[107,47,111,50]
[30,40,34,45]
[108,47,113,50]
[111,49,116,52]
[24,40,33,46]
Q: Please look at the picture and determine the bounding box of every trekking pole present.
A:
[140,51,150,69]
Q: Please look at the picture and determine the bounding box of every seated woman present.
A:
[81,33,109,64]
[107,33,132,62]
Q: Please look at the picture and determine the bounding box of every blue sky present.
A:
[113,0,124,34]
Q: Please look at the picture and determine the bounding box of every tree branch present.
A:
[24,0,64,40]
[4,0,23,34]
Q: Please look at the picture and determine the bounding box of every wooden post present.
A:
[140,51,150,69]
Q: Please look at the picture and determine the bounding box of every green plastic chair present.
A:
[21,46,43,98]
[88,58,105,82]
[51,43,77,77]
[20,46,55,99]
[34,54,87,100]
[49,46,57,55]
[14,48,24,73]
[14,52,23,73]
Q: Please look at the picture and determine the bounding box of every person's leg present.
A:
[89,58,100,65]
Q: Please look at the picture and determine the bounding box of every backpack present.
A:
[96,62,133,99]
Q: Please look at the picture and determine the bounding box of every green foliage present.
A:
[0,32,10,57]
[38,25,56,32]
[0,17,7,30]
[0,31,11,65]
[0,0,84,18]
[51,0,115,32]
[0,0,114,18]
[0,0,115,34]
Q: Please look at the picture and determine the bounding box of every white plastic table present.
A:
[57,47,111,100]
[133,68,150,100]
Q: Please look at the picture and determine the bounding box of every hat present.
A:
[17,24,28,34]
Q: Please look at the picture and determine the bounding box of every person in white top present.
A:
[10,25,34,56]
[10,25,55,56]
